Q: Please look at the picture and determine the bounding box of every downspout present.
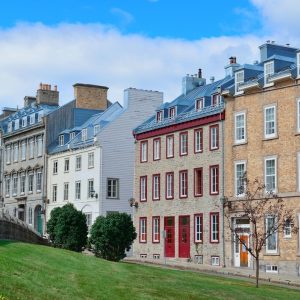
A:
[99,144,103,217]
[221,108,226,267]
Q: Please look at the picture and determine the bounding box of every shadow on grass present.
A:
[0,240,18,246]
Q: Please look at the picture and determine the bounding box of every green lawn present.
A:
[0,241,299,300]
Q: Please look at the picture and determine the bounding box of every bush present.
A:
[47,204,88,252]
[90,212,136,261]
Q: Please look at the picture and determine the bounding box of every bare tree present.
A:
[223,176,298,288]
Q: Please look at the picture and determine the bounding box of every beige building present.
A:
[223,43,300,276]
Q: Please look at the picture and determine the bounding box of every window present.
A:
[153,138,161,160]
[88,152,94,168]
[210,213,219,243]
[156,111,163,123]
[12,176,18,195]
[169,107,176,119]
[266,216,278,253]
[140,141,148,162]
[64,183,69,201]
[38,111,43,122]
[59,135,64,146]
[22,117,27,127]
[211,256,220,266]
[166,135,174,158]
[194,168,203,197]
[82,128,87,141]
[14,120,19,130]
[179,170,188,198]
[21,141,26,160]
[235,112,246,143]
[107,178,119,199]
[139,217,147,243]
[194,128,203,153]
[194,214,203,243]
[37,136,43,157]
[36,171,42,192]
[284,220,292,238]
[20,173,25,195]
[140,176,147,201]
[298,52,300,77]
[212,94,221,106]
[5,177,10,197]
[235,161,246,196]
[7,122,12,132]
[165,172,174,199]
[179,132,188,156]
[64,158,69,172]
[210,165,219,195]
[6,146,11,164]
[152,217,160,243]
[94,125,100,136]
[195,98,204,111]
[13,143,18,162]
[28,173,33,193]
[76,156,82,170]
[70,132,76,140]
[210,125,219,150]
[28,207,33,225]
[85,213,92,229]
[152,174,160,200]
[75,181,81,200]
[88,179,94,198]
[53,160,58,174]
[29,138,34,159]
[264,61,274,85]
[52,185,57,202]
[264,105,276,138]
[235,70,244,94]
[265,157,277,192]
[30,114,35,125]
[266,265,278,273]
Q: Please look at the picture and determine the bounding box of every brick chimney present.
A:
[24,96,36,107]
[73,83,109,110]
[36,83,59,106]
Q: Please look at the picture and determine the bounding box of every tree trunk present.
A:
[255,257,259,288]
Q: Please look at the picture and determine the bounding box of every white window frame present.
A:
[265,216,278,254]
[234,112,246,144]
[94,125,100,136]
[20,173,26,195]
[28,173,34,193]
[22,117,27,127]
[210,126,218,150]
[179,171,188,197]
[156,111,163,123]
[88,179,94,198]
[52,184,57,202]
[166,173,173,199]
[7,122,12,132]
[53,160,58,175]
[36,171,42,192]
[140,218,147,242]
[153,175,160,200]
[88,152,94,168]
[21,141,26,161]
[166,136,174,158]
[29,138,34,159]
[141,141,148,162]
[169,107,176,119]
[12,176,18,196]
[28,207,33,225]
[264,105,277,139]
[5,177,10,197]
[76,156,82,171]
[235,70,244,95]
[152,217,160,242]
[140,176,147,201]
[180,133,188,155]
[14,120,19,130]
[210,213,219,242]
[38,111,43,122]
[234,160,246,196]
[210,166,219,194]
[82,128,87,141]
[37,136,43,157]
[64,182,69,201]
[153,139,160,160]
[75,181,81,200]
[13,143,18,162]
[107,178,119,199]
[30,114,35,125]
[283,219,292,238]
[266,265,278,274]
[195,98,204,111]
[264,61,274,86]
[6,146,11,164]
[264,156,277,193]
[70,132,76,140]
[64,158,69,172]
[59,135,64,146]
[195,214,203,243]
[194,129,203,153]
[211,256,220,266]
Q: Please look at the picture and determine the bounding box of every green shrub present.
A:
[47,204,88,252]
[90,212,136,261]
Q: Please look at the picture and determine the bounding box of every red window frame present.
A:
[194,213,203,243]
[195,98,204,111]
[179,131,188,156]
[212,94,221,106]
[179,170,188,199]
[194,128,203,153]
[152,174,160,201]
[140,176,147,202]
[152,216,160,243]
[209,124,219,151]
[140,140,148,163]
[209,212,219,243]
[169,107,176,119]
[156,111,163,122]
[166,134,174,159]
[153,138,161,161]
[165,172,174,200]
[209,165,219,195]
[194,168,203,197]
[139,217,147,243]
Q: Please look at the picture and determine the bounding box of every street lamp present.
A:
[90,190,98,199]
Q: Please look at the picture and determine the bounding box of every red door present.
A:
[164,216,175,257]
[240,235,249,267]
[179,216,190,258]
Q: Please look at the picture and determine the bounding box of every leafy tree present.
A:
[90,212,136,261]
[223,176,298,288]
[47,204,88,252]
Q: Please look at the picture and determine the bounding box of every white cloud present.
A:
[0,22,266,109]
[110,8,134,26]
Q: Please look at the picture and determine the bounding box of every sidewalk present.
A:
[124,257,300,288]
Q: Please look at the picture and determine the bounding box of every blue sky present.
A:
[0,0,298,106]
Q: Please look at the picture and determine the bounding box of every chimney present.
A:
[198,69,202,78]
[1,107,17,118]
[73,83,109,110]
[210,76,215,83]
[229,56,237,64]
[36,83,59,106]
[224,57,240,77]
[24,96,36,107]
[182,69,206,95]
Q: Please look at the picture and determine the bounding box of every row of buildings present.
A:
[0,42,299,277]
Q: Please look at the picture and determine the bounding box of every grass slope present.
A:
[0,241,299,300]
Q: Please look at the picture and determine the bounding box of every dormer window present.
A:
[264,61,274,86]
[82,128,87,141]
[7,122,12,133]
[70,132,75,140]
[14,120,19,130]
[195,98,204,111]
[59,135,64,146]
[212,94,221,106]
[156,111,163,123]
[235,70,244,94]
[22,117,27,127]
[38,111,43,122]
[94,125,100,136]
[169,107,176,119]
[297,53,300,77]
[30,114,35,125]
